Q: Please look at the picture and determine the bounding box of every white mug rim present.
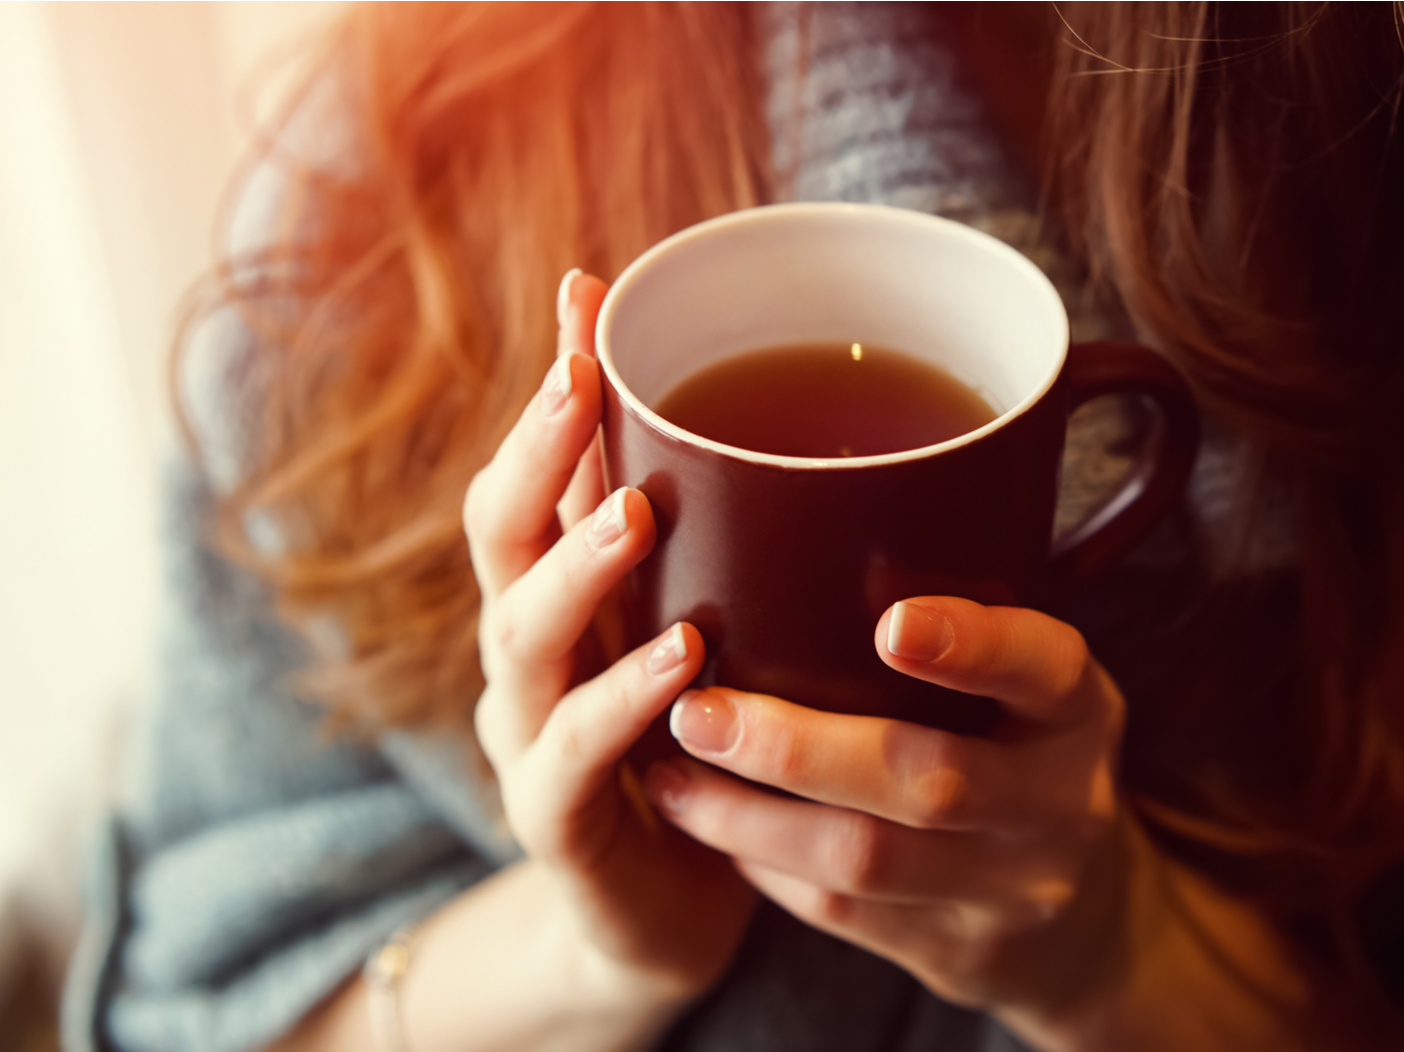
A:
[595,202,1070,471]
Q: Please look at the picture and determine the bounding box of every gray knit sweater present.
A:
[62,5,1171,1049]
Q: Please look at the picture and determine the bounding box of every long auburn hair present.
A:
[178,0,1404,1027]
[181,2,767,727]
[1050,1,1404,1020]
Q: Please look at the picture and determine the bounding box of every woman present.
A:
[66,3,1404,1050]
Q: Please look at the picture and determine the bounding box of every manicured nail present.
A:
[887,601,954,662]
[646,623,688,675]
[670,689,738,754]
[540,354,573,417]
[586,488,629,548]
[644,760,691,814]
[556,267,582,328]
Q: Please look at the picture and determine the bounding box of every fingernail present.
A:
[646,623,688,675]
[586,488,629,548]
[540,354,573,417]
[644,759,691,814]
[670,689,738,754]
[556,267,582,328]
[887,601,954,662]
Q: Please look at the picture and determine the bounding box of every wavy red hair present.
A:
[177,2,767,728]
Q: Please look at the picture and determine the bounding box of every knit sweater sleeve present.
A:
[59,443,518,1052]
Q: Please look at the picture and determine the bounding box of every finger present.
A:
[730,859,965,993]
[464,351,602,598]
[554,269,610,529]
[480,487,656,731]
[517,623,704,802]
[877,597,1119,728]
[555,268,609,359]
[557,429,606,531]
[667,688,1023,831]
[645,758,997,904]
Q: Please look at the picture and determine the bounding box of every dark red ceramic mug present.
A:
[596,204,1198,735]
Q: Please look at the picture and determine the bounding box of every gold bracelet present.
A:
[363,926,418,1052]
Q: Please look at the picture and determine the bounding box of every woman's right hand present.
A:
[462,271,757,1013]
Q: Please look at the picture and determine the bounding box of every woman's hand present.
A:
[463,270,756,1015]
[642,597,1317,1050]
[640,597,1123,1016]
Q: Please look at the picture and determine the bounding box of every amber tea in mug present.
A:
[653,342,997,459]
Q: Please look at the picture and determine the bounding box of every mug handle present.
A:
[1043,340,1201,589]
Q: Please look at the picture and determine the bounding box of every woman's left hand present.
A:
[642,595,1129,1031]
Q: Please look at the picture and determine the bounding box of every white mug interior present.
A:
[596,203,1069,468]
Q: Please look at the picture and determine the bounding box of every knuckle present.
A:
[909,765,968,829]
[461,470,494,543]
[894,731,968,829]
[484,600,527,663]
[1052,625,1092,694]
[473,691,501,756]
[476,602,500,662]
[810,887,859,928]
[826,813,889,894]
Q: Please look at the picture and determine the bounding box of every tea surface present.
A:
[652,342,997,458]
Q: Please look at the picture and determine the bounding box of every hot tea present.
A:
[652,341,997,458]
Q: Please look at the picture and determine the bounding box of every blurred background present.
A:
[0,3,343,1046]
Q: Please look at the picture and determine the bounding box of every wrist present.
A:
[542,868,702,1048]
[390,860,697,1052]
[566,930,697,1047]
